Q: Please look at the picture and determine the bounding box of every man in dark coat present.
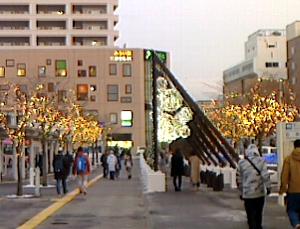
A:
[52,150,69,196]
[171,148,185,191]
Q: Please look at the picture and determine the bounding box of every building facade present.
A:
[286,21,300,108]
[223,29,287,99]
[0,0,170,153]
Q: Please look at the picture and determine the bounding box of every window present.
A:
[19,85,28,94]
[123,64,131,76]
[48,82,55,92]
[6,59,14,67]
[110,113,118,124]
[46,59,52,65]
[90,85,97,91]
[272,62,279,67]
[121,97,132,103]
[55,60,67,76]
[268,43,276,48]
[77,84,88,101]
[78,70,86,77]
[292,77,296,85]
[78,60,83,66]
[89,66,96,77]
[266,62,272,68]
[38,66,46,77]
[121,110,132,127]
[90,95,96,101]
[291,47,295,55]
[0,67,4,77]
[125,84,132,94]
[109,64,117,75]
[292,62,295,70]
[17,63,26,76]
[58,90,67,102]
[108,85,118,101]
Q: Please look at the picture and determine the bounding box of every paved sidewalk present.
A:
[0,158,292,229]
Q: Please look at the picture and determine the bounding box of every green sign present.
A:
[144,50,167,63]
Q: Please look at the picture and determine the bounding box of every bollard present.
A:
[35,167,40,197]
[207,171,216,188]
[213,174,224,191]
[200,171,206,184]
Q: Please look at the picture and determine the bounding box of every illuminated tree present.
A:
[30,84,62,186]
[0,84,32,195]
[204,78,299,151]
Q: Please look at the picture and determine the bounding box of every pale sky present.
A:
[115,1,300,100]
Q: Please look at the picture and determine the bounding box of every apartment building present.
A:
[286,21,300,108]
[0,1,170,153]
[223,29,287,101]
[0,0,118,47]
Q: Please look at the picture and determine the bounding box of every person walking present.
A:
[189,150,201,191]
[115,151,122,179]
[279,139,300,229]
[124,151,133,179]
[171,148,184,192]
[107,150,118,180]
[237,144,272,229]
[64,150,74,180]
[73,147,91,195]
[52,149,69,196]
[100,150,109,178]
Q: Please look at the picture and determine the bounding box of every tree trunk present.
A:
[16,151,23,196]
[42,138,48,186]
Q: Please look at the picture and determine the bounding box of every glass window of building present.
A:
[46,59,52,65]
[121,97,132,103]
[55,60,67,76]
[78,60,83,66]
[6,60,14,67]
[48,83,55,92]
[109,64,117,75]
[0,67,5,77]
[58,90,67,102]
[38,66,46,77]
[89,66,97,77]
[90,95,96,101]
[123,64,131,76]
[17,64,26,77]
[125,84,132,94]
[110,113,118,124]
[77,84,88,101]
[108,85,118,101]
[78,70,86,77]
[19,85,28,94]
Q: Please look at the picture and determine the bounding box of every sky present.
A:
[115,0,300,100]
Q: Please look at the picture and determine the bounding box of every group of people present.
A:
[100,149,133,180]
[53,146,91,196]
[169,140,300,229]
[53,147,134,196]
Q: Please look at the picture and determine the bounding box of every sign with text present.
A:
[110,50,133,62]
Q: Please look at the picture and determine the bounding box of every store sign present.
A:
[144,50,167,63]
[110,50,133,62]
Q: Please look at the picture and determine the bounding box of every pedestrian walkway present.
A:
[0,158,291,229]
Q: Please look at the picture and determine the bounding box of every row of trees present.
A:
[0,83,103,195]
[203,78,299,152]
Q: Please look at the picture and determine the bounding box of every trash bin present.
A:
[213,174,224,191]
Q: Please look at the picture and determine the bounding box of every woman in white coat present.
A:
[107,150,117,180]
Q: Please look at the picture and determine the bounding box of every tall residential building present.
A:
[223,29,287,100]
[0,1,170,153]
[0,0,119,47]
[286,21,300,108]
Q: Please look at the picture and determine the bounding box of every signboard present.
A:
[110,50,133,62]
[144,50,167,63]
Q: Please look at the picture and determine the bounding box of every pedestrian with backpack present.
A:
[73,147,91,195]
[52,149,69,196]
[107,150,118,180]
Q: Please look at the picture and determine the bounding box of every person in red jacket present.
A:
[73,147,91,195]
